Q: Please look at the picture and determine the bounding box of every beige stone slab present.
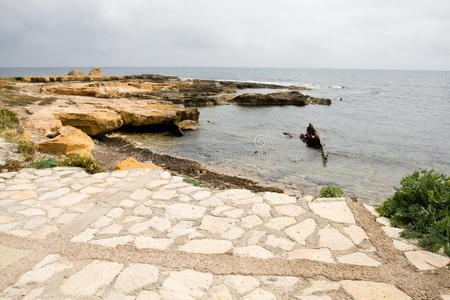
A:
[337,252,381,267]
[114,263,158,293]
[242,288,277,300]
[404,250,450,270]
[263,192,297,205]
[285,218,316,245]
[162,270,213,298]
[135,236,174,250]
[274,204,305,217]
[341,280,411,300]
[166,203,206,219]
[179,239,233,254]
[288,248,335,263]
[265,216,296,230]
[61,260,124,296]
[308,201,355,224]
[344,225,368,245]
[89,235,133,248]
[318,225,354,251]
[265,234,295,251]
[234,246,274,259]
[199,215,236,234]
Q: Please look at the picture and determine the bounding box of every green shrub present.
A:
[31,157,59,169]
[320,186,344,198]
[183,177,203,187]
[60,154,103,174]
[0,108,18,129]
[17,139,35,161]
[377,170,449,256]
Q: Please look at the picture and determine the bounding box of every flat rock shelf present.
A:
[0,167,449,299]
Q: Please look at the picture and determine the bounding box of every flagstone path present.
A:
[0,167,448,299]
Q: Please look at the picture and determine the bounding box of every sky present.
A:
[0,0,449,70]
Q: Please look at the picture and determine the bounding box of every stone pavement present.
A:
[0,167,448,299]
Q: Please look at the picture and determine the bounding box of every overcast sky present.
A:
[0,0,449,70]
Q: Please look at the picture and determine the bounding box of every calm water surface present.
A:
[2,67,449,204]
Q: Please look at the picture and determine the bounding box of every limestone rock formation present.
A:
[38,126,94,156]
[115,157,162,171]
[67,70,86,76]
[232,91,331,106]
[88,67,102,76]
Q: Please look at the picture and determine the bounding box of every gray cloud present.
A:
[0,0,449,70]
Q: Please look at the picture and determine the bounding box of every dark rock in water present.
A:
[232,91,331,106]
[283,132,293,138]
[300,123,328,162]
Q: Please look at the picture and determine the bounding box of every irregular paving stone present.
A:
[265,216,296,230]
[130,189,152,200]
[288,248,335,263]
[180,239,233,254]
[260,276,299,289]
[392,240,417,251]
[341,280,411,300]
[137,291,161,300]
[241,215,263,229]
[223,275,260,294]
[221,226,245,240]
[146,179,169,189]
[135,236,174,250]
[211,284,233,300]
[56,213,79,224]
[192,190,212,201]
[6,184,37,191]
[152,189,176,200]
[17,258,71,285]
[234,246,274,259]
[242,288,277,300]
[284,218,316,245]
[121,216,144,224]
[0,216,15,224]
[199,215,236,234]
[61,261,123,296]
[166,203,206,219]
[248,230,266,245]
[119,199,136,208]
[22,287,45,300]
[308,200,355,224]
[215,189,255,201]
[318,225,354,251]
[0,244,31,270]
[363,204,379,216]
[24,216,48,229]
[301,280,340,296]
[343,225,368,245]
[296,295,331,300]
[91,216,114,228]
[162,270,213,298]
[53,193,88,207]
[133,205,153,216]
[34,169,53,176]
[148,216,172,232]
[376,217,391,226]
[265,234,296,251]
[39,188,71,200]
[212,205,234,215]
[10,190,37,200]
[382,226,403,239]
[100,224,123,235]
[167,221,196,238]
[80,186,104,194]
[274,204,305,217]
[8,229,33,237]
[251,203,272,218]
[89,235,133,248]
[337,252,381,267]
[114,263,159,293]
[18,208,46,216]
[31,224,58,239]
[404,250,450,270]
[200,197,225,207]
[222,208,245,218]
[128,220,152,233]
[71,228,98,243]
[263,192,297,205]
[107,207,124,219]
[104,293,134,300]
[178,186,203,195]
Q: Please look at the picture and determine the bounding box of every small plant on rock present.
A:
[377,170,449,256]
[0,108,18,129]
[183,177,203,187]
[60,154,103,174]
[319,186,344,198]
[31,157,59,169]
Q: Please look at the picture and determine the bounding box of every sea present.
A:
[1,67,449,204]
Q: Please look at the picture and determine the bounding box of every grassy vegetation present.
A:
[0,107,36,161]
[30,157,59,169]
[60,154,103,174]
[183,177,204,187]
[319,186,344,198]
[377,170,449,256]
